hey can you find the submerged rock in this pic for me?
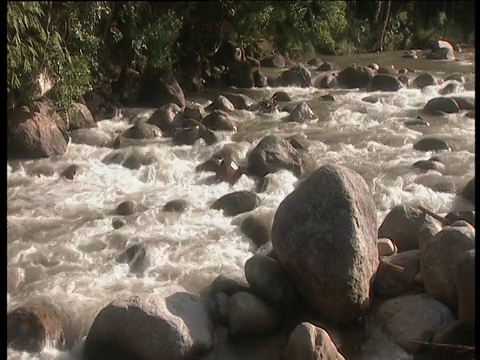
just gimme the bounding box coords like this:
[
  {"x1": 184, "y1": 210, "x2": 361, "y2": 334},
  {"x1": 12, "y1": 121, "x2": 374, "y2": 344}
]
[
  {"x1": 115, "y1": 200, "x2": 137, "y2": 216},
  {"x1": 240, "y1": 215, "x2": 271, "y2": 247},
  {"x1": 413, "y1": 137, "x2": 451, "y2": 152},
  {"x1": 162, "y1": 199, "x2": 189, "y2": 213},
  {"x1": 211, "y1": 191, "x2": 260, "y2": 216}
]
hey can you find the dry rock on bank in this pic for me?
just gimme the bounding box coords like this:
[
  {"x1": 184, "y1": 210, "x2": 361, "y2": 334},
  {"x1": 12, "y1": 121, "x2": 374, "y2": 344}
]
[
  {"x1": 272, "y1": 164, "x2": 379, "y2": 324},
  {"x1": 8, "y1": 102, "x2": 69, "y2": 159},
  {"x1": 84, "y1": 286, "x2": 213, "y2": 360},
  {"x1": 283, "y1": 322, "x2": 346, "y2": 360}
]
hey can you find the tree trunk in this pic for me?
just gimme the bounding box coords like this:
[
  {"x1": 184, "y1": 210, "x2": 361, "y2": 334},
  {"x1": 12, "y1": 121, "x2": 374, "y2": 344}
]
[{"x1": 379, "y1": 0, "x2": 391, "y2": 52}]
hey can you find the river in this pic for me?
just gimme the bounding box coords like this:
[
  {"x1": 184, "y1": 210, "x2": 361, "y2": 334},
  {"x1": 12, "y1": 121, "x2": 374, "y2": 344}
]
[{"x1": 7, "y1": 49, "x2": 475, "y2": 359}]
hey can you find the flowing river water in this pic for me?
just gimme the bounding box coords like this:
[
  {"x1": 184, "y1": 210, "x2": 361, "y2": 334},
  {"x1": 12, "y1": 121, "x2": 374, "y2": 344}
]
[{"x1": 7, "y1": 49, "x2": 475, "y2": 359}]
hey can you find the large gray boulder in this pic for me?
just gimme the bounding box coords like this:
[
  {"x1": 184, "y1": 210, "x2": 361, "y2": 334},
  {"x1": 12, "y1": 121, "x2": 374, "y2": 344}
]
[
  {"x1": 337, "y1": 64, "x2": 375, "y2": 89},
  {"x1": 70, "y1": 128, "x2": 112, "y2": 148},
  {"x1": 226, "y1": 60, "x2": 254, "y2": 88},
  {"x1": 272, "y1": 164, "x2": 379, "y2": 325},
  {"x1": 206, "y1": 95, "x2": 235, "y2": 113},
  {"x1": 412, "y1": 72, "x2": 438, "y2": 88},
  {"x1": 139, "y1": 69, "x2": 186, "y2": 108},
  {"x1": 84, "y1": 286, "x2": 213, "y2": 360},
  {"x1": 370, "y1": 75, "x2": 403, "y2": 92},
  {"x1": 287, "y1": 102, "x2": 317, "y2": 123},
  {"x1": 421, "y1": 225, "x2": 475, "y2": 307},
  {"x1": 211, "y1": 191, "x2": 260, "y2": 216},
  {"x1": 68, "y1": 102, "x2": 96, "y2": 130},
  {"x1": 276, "y1": 65, "x2": 312, "y2": 87},
  {"x1": 247, "y1": 135, "x2": 306, "y2": 177},
  {"x1": 373, "y1": 294, "x2": 454, "y2": 354},
  {"x1": 283, "y1": 322, "x2": 345, "y2": 360},
  {"x1": 147, "y1": 103, "x2": 182, "y2": 133},
  {"x1": 454, "y1": 250, "x2": 475, "y2": 330},
  {"x1": 461, "y1": 177, "x2": 475, "y2": 204},
  {"x1": 424, "y1": 97, "x2": 460, "y2": 115}
]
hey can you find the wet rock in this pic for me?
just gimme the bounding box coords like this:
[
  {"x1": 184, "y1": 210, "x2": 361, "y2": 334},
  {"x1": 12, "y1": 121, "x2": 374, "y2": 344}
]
[
  {"x1": 287, "y1": 102, "x2": 317, "y2": 123},
  {"x1": 7, "y1": 299, "x2": 69, "y2": 352},
  {"x1": 172, "y1": 125, "x2": 217, "y2": 146},
  {"x1": 70, "y1": 128, "x2": 112, "y2": 147},
  {"x1": 445, "y1": 210, "x2": 475, "y2": 227},
  {"x1": 30, "y1": 164, "x2": 55, "y2": 177},
  {"x1": 373, "y1": 294, "x2": 454, "y2": 354},
  {"x1": 196, "y1": 158, "x2": 221, "y2": 173},
  {"x1": 246, "y1": 56, "x2": 261, "y2": 68},
  {"x1": 183, "y1": 104, "x2": 206, "y2": 122},
  {"x1": 283, "y1": 322, "x2": 345, "y2": 360},
  {"x1": 211, "y1": 191, "x2": 260, "y2": 217},
  {"x1": 337, "y1": 64, "x2": 375, "y2": 89},
  {"x1": 226, "y1": 60, "x2": 254, "y2": 88},
  {"x1": 261, "y1": 54, "x2": 286, "y2": 68},
  {"x1": 315, "y1": 74, "x2": 337, "y2": 89},
  {"x1": 413, "y1": 137, "x2": 451, "y2": 152},
  {"x1": 421, "y1": 224, "x2": 475, "y2": 307},
  {"x1": 377, "y1": 238, "x2": 398, "y2": 257},
  {"x1": 215, "y1": 156, "x2": 243, "y2": 185},
  {"x1": 367, "y1": 63, "x2": 380, "y2": 71},
  {"x1": 450, "y1": 96, "x2": 475, "y2": 111},
  {"x1": 202, "y1": 110, "x2": 236, "y2": 131},
  {"x1": 61, "y1": 164, "x2": 80, "y2": 180},
  {"x1": 258, "y1": 97, "x2": 279, "y2": 113},
  {"x1": 431, "y1": 321, "x2": 475, "y2": 360},
  {"x1": 121, "y1": 122, "x2": 161, "y2": 140},
  {"x1": 208, "y1": 291, "x2": 230, "y2": 326},
  {"x1": 206, "y1": 95, "x2": 235, "y2": 113},
  {"x1": 116, "y1": 243, "x2": 147, "y2": 272},
  {"x1": 277, "y1": 65, "x2": 312, "y2": 87},
  {"x1": 255, "y1": 176, "x2": 271, "y2": 193},
  {"x1": 147, "y1": 103, "x2": 182, "y2": 133},
  {"x1": 240, "y1": 215, "x2": 271, "y2": 247},
  {"x1": 68, "y1": 103, "x2": 96, "y2": 131},
  {"x1": 222, "y1": 93, "x2": 255, "y2": 110},
  {"x1": 424, "y1": 97, "x2": 460, "y2": 115},
  {"x1": 465, "y1": 110, "x2": 475, "y2": 118},
  {"x1": 115, "y1": 200, "x2": 137, "y2": 216},
  {"x1": 320, "y1": 94, "x2": 335, "y2": 101},
  {"x1": 438, "y1": 82, "x2": 461, "y2": 95},
  {"x1": 377, "y1": 66, "x2": 398, "y2": 74},
  {"x1": 272, "y1": 164, "x2": 379, "y2": 325},
  {"x1": 245, "y1": 255, "x2": 300, "y2": 314},
  {"x1": 403, "y1": 50, "x2": 418, "y2": 59},
  {"x1": 8, "y1": 103, "x2": 69, "y2": 159},
  {"x1": 247, "y1": 135, "x2": 306, "y2": 177},
  {"x1": 454, "y1": 250, "x2": 475, "y2": 330},
  {"x1": 122, "y1": 152, "x2": 155, "y2": 170},
  {"x1": 445, "y1": 74, "x2": 465, "y2": 83},
  {"x1": 378, "y1": 204, "x2": 441, "y2": 252},
  {"x1": 370, "y1": 74, "x2": 403, "y2": 92},
  {"x1": 162, "y1": 199, "x2": 188, "y2": 213},
  {"x1": 307, "y1": 58, "x2": 322, "y2": 67},
  {"x1": 228, "y1": 292, "x2": 282, "y2": 338},
  {"x1": 253, "y1": 70, "x2": 268, "y2": 88},
  {"x1": 112, "y1": 218, "x2": 126, "y2": 230},
  {"x1": 138, "y1": 69, "x2": 186, "y2": 108},
  {"x1": 317, "y1": 61, "x2": 334, "y2": 72},
  {"x1": 272, "y1": 91, "x2": 292, "y2": 102},
  {"x1": 461, "y1": 177, "x2": 475, "y2": 205},
  {"x1": 412, "y1": 159, "x2": 445, "y2": 172},
  {"x1": 211, "y1": 275, "x2": 250, "y2": 297},
  {"x1": 84, "y1": 286, "x2": 213, "y2": 360},
  {"x1": 397, "y1": 75, "x2": 410, "y2": 87},
  {"x1": 404, "y1": 119, "x2": 430, "y2": 127},
  {"x1": 413, "y1": 72, "x2": 438, "y2": 88},
  {"x1": 362, "y1": 95, "x2": 380, "y2": 104},
  {"x1": 113, "y1": 67, "x2": 141, "y2": 106},
  {"x1": 427, "y1": 46, "x2": 455, "y2": 60},
  {"x1": 82, "y1": 90, "x2": 119, "y2": 121},
  {"x1": 417, "y1": 216, "x2": 445, "y2": 255}
]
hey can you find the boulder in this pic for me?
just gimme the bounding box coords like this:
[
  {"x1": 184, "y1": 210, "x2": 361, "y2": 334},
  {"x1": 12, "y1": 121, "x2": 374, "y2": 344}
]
[
  {"x1": 412, "y1": 159, "x2": 445, "y2": 172},
  {"x1": 317, "y1": 62, "x2": 334, "y2": 71},
  {"x1": 240, "y1": 215, "x2": 271, "y2": 247},
  {"x1": 367, "y1": 63, "x2": 380, "y2": 71},
  {"x1": 370, "y1": 75, "x2": 403, "y2": 92},
  {"x1": 445, "y1": 210, "x2": 475, "y2": 227},
  {"x1": 210, "y1": 275, "x2": 250, "y2": 297},
  {"x1": 428, "y1": 43, "x2": 455, "y2": 60},
  {"x1": 162, "y1": 199, "x2": 188, "y2": 213},
  {"x1": 397, "y1": 75, "x2": 410, "y2": 87},
  {"x1": 337, "y1": 64, "x2": 375, "y2": 89},
  {"x1": 421, "y1": 225, "x2": 475, "y2": 307},
  {"x1": 450, "y1": 96, "x2": 475, "y2": 111},
  {"x1": 272, "y1": 91, "x2": 292, "y2": 102},
  {"x1": 113, "y1": 67, "x2": 141, "y2": 106},
  {"x1": 272, "y1": 164, "x2": 379, "y2": 325},
  {"x1": 61, "y1": 164, "x2": 80, "y2": 180},
  {"x1": 112, "y1": 218, "x2": 126, "y2": 230},
  {"x1": 373, "y1": 294, "x2": 454, "y2": 354},
  {"x1": 138, "y1": 69, "x2": 186, "y2": 108},
  {"x1": 287, "y1": 102, "x2": 317, "y2": 123},
  {"x1": 378, "y1": 205, "x2": 440, "y2": 252},
  {"x1": 208, "y1": 291, "x2": 230, "y2": 326},
  {"x1": 413, "y1": 72, "x2": 438, "y2": 88},
  {"x1": 116, "y1": 243, "x2": 147, "y2": 273},
  {"x1": 183, "y1": 104, "x2": 206, "y2": 122},
  {"x1": 424, "y1": 97, "x2": 460, "y2": 115},
  {"x1": 245, "y1": 254, "x2": 301, "y2": 315},
  {"x1": 246, "y1": 56, "x2": 261, "y2": 68},
  {"x1": 283, "y1": 322, "x2": 346, "y2": 360},
  {"x1": 147, "y1": 103, "x2": 182, "y2": 133},
  {"x1": 83, "y1": 287, "x2": 213, "y2": 360},
  {"x1": 261, "y1": 54, "x2": 286, "y2": 68},
  {"x1": 377, "y1": 66, "x2": 398, "y2": 74},
  {"x1": 211, "y1": 191, "x2": 260, "y2": 216},
  {"x1": 377, "y1": 238, "x2": 397, "y2": 257},
  {"x1": 403, "y1": 50, "x2": 418, "y2": 59},
  {"x1": 445, "y1": 74, "x2": 465, "y2": 83},
  {"x1": 315, "y1": 74, "x2": 337, "y2": 89},
  {"x1": 70, "y1": 128, "x2": 112, "y2": 148},
  {"x1": 172, "y1": 125, "x2": 217, "y2": 146},
  {"x1": 253, "y1": 70, "x2": 268, "y2": 88},
  {"x1": 320, "y1": 94, "x2": 335, "y2": 101},
  {"x1": 413, "y1": 137, "x2": 451, "y2": 152},
  {"x1": 454, "y1": 250, "x2": 475, "y2": 330},
  {"x1": 461, "y1": 177, "x2": 475, "y2": 204},
  {"x1": 122, "y1": 152, "x2": 156, "y2": 170},
  {"x1": 206, "y1": 95, "x2": 235, "y2": 113},
  {"x1": 431, "y1": 321, "x2": 475, "y2": 360},
  {"x1": 438, "y1": 82, "x2": 461, "y2": 95},
  {"x1": 228, "y1": 292, "x2": 282, "y2": 338},
  {"x1": 222, "y1": 93, "x2": 255, "y2": 110},
  {"x1": 226, "y1": 60, "x2": 254, "y2": 88},
  {"x1": 247, "y1": 135, "x2": 305, "y2": 177},
  {"x1": 202, "y1": 110, "x2": 236, "y2": 131},
  {"x1": 115, "y1": 200, "x2": 137, "y2": 216},
  {"x1": 30, "y1": 164, "x2": 55, "y2": 177},
  {"x1": 375, "y1": 250, "x2": 420, "y2": 297},
  {"x1": 215, "y1": 156, "x2": 243, "y2": 185},
  {"x1": 277, "y1": 65, "x2": 312, "y2": 87},
  {"x1": 7, "y1": 299, "x2": 69, "y2": 352},
  {"x1": 417, "y1": 216, "x2": 445, "y2": 255},
  {"x1": 83, "y1": 90, "x2": 119, "y2": 121},
  {"x1": 121, "y1": 122, "x2": 161, "y2": 140},
  {"x1": 68, "y1": 103, "x2": 96, "y2": 131},
  {"x1": 307, "y1": 58, "x2": 322, "y2": 67},
  {"x1": 8, "y1": 103, "x2": 68, "y2": 159}
]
